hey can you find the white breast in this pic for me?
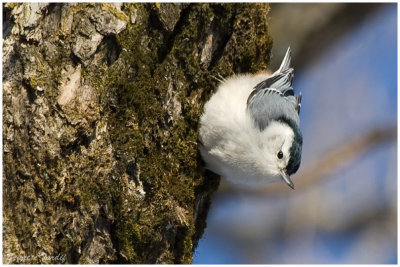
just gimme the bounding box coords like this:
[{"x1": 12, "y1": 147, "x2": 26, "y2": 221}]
[{"x1": 199, "y1": 73, "x2": 285, "y2": 185}]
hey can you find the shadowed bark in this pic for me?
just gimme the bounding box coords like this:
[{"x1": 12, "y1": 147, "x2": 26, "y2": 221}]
[{"x1": 3, "y1": 3, "x2": 273, "y2": 264}]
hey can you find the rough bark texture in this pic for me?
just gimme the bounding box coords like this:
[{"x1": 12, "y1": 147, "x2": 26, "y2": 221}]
[{"x1": 3, "y1": 3, "x2": 272, "y2": 264}]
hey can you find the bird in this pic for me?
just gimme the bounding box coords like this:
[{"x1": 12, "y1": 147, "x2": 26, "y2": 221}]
[{"x1": 199, "y1": 47, "x2": 302, "y2": 189}]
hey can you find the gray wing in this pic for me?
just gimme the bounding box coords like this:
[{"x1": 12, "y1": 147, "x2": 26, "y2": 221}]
[
  {"x1": 247, "y1": 87, "x2": 299, "y2": 131},
  {"x1": 247, "y1": 47, "x2": 301, "y2": 130}
]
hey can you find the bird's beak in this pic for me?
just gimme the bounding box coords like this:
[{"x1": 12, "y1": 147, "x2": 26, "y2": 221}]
[{"x1": 280, "y1": 170, "x2": 295, "y2": 190}]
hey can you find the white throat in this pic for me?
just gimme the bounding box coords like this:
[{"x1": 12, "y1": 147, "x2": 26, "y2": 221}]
[
  {"x1": 257, "y1": 120, "x2": 295, "y2": 176},
  {"x1": 262, "y1": 121, "x2": 295, "y2": 144}
]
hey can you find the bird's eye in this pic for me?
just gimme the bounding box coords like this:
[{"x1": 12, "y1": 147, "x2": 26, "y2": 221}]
[{"x1": 277, "y1": 150, "x2": 283, "y2": 159}]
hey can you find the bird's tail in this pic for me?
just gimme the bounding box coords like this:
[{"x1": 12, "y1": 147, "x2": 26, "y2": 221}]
[
  {"x1": 249, "y1": 46, "x2": 294, "y2": 99},
  {"x1": 277, "y1": 47, "x2": 292, "y2": 73}
]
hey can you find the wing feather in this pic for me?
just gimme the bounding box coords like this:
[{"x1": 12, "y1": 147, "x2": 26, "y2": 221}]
[{"x1": 247, "y1": 47, "x2": 300, "y2": 131}]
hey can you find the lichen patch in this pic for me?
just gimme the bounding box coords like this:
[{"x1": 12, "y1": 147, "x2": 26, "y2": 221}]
[{"x1": 58, "y1": 64, "x2": 82, "y2": 105}]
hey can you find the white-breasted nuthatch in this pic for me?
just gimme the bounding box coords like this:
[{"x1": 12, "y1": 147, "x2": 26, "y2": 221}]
[{"x1": 199, "y1": 47, "x2": 302, "y2": 189}]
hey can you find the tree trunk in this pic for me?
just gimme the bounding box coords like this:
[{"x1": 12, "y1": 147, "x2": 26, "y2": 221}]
[{"x1": 3, "y1": 3, "x2": 272, "y2": 264}]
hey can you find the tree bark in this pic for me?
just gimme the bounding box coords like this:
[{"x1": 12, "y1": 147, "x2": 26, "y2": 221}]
[{"x1": 3, "y1": 3, "x2": 272, "y2": 264}]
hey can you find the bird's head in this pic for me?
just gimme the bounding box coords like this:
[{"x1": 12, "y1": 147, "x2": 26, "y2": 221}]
[{"x1": 259, "y1": 118, "x2": 302, "y2": 189}]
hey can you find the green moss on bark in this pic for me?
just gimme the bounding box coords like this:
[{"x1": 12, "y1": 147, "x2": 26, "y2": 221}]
[{"x1": 3, "y1": 3, "x2": 272, "y2": 264}]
